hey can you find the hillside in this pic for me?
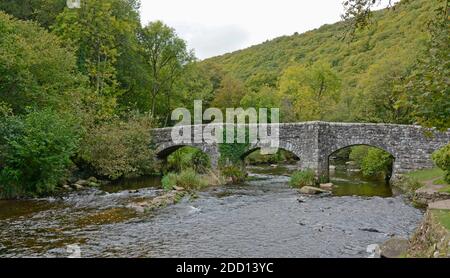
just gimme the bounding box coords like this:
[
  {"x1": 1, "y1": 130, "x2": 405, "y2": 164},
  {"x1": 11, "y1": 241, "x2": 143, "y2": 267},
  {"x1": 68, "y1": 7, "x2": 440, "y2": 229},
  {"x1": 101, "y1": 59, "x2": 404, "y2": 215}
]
[{"x1": 203, "y1": 0, "x2": 439, "y2": 122}]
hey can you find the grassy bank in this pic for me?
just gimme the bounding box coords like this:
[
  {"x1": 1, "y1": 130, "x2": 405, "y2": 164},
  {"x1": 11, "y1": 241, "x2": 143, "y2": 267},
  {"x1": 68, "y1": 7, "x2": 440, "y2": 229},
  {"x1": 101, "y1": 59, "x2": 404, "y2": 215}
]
[
  {"x1": 408, "y1": 209, "x2": 450, "y2": 258},
  {"x1": 394, "y1": 168, "x2": 448, "y2": 194}
]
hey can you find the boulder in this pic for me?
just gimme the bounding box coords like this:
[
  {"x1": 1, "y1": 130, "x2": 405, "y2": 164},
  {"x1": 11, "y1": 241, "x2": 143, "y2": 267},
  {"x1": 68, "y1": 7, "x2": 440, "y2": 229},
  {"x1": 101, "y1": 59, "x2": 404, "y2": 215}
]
[
  {"x1": 299, "y1": 186, "x2": 328, "y2": 195},
  {"x1": 320, "y1": 183, "x2": 334, "y2": 190},
  {"x1": 173, "y1": 186, "x2": 185, "y2": 191},
  {"x1": 380, "y1": 237, "x2": 409, "y2": 258},
  {"x1": 75, "y1": 179, "x2": 89, "y2": 186},
  {"x1": 366, "y1": 244, "x2": 381, "y2": 258},
  {"x1": 62, "y1": 184, "x2": 72, "y2": 191},
  {"x1": 87, "y1": 177, "x2": 98, "y2": 183},
  {"x1": 72, "y1": 184, "x2": 84, "y2": 190}
]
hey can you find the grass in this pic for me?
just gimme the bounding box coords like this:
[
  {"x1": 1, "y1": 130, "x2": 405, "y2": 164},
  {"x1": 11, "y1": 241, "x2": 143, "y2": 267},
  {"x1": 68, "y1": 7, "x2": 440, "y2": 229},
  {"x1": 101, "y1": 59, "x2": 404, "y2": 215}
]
[
  {"x1": 289, "y1": 169, "x2": 316, "y2": 188},
  {"x1": 406, "y1": 168, "x2": 445, "y2": 182},
  {"x1": 438, "y1": 185, "x2": 450, "y2": 194},
  {"x1": 432, "y1": 210, "x2": 450, "y2": 230}
]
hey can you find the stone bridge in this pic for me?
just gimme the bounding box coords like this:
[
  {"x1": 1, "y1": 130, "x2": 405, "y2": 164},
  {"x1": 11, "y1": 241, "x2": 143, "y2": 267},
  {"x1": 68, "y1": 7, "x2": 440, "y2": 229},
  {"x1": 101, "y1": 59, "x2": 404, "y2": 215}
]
[{"x1": 152, "y1": 122, "x2": 450, "y2": 181}]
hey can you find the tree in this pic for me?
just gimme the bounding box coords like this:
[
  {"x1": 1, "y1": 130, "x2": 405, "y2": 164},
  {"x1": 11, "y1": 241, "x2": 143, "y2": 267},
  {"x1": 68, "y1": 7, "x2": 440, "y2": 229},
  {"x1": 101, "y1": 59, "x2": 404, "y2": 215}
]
[
  {"x1": 278, "y1": 63, "x2": 341, "y2": 121},
  {"x1": 400, "y1": 1, "x2": 449, "y2": 130},
  {"x1": 0, "y1": 11, "x2": 86, "y2": 114},
  {"x1": 54, "y1": 0, "x2": 138, "y2": 97},
  {"x1": 0, "y1": 0, "x2": 66, "y2": 28},
  {"x1": 432, "y1": 144, "x2": 450, "y2": 183},
  {"x1": 355, "y1": 53, "x2": 414, "y2": 124},
  {"x1": 0, "y1": 109, "x2": 81, "y2": 198},
  {"x1": 342, "y1": 0, "x2": 449, "y2": 130},
  {"x1": 211, "y1": 75, "x2": 247, "y2": 110},
  {"x1": 140, "y1": 21, "x2": 194, "y2": 121}
]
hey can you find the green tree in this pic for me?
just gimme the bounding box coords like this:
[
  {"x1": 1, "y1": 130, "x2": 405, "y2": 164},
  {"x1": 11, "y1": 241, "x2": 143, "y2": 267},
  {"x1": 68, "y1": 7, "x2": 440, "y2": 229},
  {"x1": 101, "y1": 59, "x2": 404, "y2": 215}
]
[
  {"x1": 211, "y1": 75, "x2": 247, "y2": 109},
  {"x1": 0, "y1": 109, "x2": 81, "y2": 198},
  {"x1": 400, "y1": 1, "x2": 449, "y2": 130},
  {"x1": 278, "y1": 63, "x2": 341, "y2": 121},
  {"x1": 140, "y1": 20, "x2": 194, "y2": 121},
  {"x1": 0, "y1": 0, "x2": 66, "y2": 28},
  {"x1": 355, "y1": 53, "x2": 414, "y2": 124},
  {"x1": 0, "y1": 11, "x2": 87, "y2": 114},
  {"x1": 432, "y1": 144, "x2": 450, "y2": 183},
  {"x1": 54, "y1": 0, "x2": 138, "y2": 97}
]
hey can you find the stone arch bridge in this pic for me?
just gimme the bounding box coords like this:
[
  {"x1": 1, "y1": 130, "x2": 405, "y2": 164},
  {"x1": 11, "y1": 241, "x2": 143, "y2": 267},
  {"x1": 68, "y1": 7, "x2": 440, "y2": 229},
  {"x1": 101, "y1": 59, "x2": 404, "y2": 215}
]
[{"x1": 152, "y1": 122, "x2": 450, "y2": 181}]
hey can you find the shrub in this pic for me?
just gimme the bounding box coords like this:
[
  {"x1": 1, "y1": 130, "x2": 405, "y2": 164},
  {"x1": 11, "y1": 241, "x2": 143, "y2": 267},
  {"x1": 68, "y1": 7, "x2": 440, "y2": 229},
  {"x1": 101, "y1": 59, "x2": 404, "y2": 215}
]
[
  {"x1": 349, "y1": 146, "x2": 393, "y2": 177},
  {"x1": 289, "y1": 169, "x2": 316, "y2": 188},
  {"x1": 161, "y1": 168, "x2": 207, "y2": 191},
  {"x1": 432, "y1": 144, "x2": 450, "y2": 183},
  {"x1": 360, "y1": 148, "x2": 394, "y2": 177},
  {"x1": 349, "y1": 146, "x2": 369, "y2": 167},
  {"x1": 161, "y1": 172, "x2": 178, "y2": 191},
  {"x1": 221, "y1": 165, "x2": 247, "y2": 183},
  {"x1": 191, "y1": 150, "x2": 211, "y2": 173},
  {"x1": 0, "y1": 109, "x2": 81, "y2": 198},
  {"x1": 166, "y1": 147, "x2": 210, "y2": 173},
  {"x1": 78, "y1": 112, "x2": 157, "y2": 180}
]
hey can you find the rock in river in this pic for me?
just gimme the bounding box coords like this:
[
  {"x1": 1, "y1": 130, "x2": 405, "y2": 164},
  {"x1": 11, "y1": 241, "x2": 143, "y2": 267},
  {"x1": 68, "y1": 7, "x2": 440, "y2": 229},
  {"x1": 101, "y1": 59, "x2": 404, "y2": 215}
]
[
  {"x1": 320, "y1": 183, "x2": 334, "y2": 190},
  {"x1": 299, "y1": 186, "x2": 329, "y2": 195},
  {"x1": 380, "y1": 237, "x2": 409, "y2": 258}
]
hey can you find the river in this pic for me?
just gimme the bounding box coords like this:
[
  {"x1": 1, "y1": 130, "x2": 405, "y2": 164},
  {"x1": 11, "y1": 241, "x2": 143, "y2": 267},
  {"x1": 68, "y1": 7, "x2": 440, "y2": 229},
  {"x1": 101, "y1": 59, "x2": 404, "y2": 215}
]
[{"x1": 0, "y1": 165, "x2": 423, "y2": 258}]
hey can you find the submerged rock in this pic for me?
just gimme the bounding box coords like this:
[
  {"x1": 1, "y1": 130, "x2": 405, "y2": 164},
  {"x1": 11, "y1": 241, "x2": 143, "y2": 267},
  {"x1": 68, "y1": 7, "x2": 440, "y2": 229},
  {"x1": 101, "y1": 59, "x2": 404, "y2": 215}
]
[
  {"x1": 320, "y1": 183, "x2": 334, "y2": 190},
  {"x1": 72, "y1": 184, "x2": 84, "y2": 190}
]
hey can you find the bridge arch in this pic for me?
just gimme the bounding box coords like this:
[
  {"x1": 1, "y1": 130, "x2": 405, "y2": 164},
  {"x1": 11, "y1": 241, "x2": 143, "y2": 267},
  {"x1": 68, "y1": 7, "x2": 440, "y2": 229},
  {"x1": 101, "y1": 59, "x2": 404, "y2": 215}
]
[
  {"x1": 155, "y1": 142, "x2": 220, "y2": 169},
  {"x1": 327, "y1": 144, "x2": 396, "y2": 181},
  {"x1": 241, "y1": 143, "x2": 301, "y2": 162}
]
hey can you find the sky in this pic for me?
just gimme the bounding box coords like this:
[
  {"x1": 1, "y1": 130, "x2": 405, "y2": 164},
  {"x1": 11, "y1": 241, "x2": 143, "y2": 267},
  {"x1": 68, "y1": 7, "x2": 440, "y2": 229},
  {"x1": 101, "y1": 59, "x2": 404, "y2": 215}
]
[{"x1": 140, "y1": 0, "x2": 393, "y2": 60}]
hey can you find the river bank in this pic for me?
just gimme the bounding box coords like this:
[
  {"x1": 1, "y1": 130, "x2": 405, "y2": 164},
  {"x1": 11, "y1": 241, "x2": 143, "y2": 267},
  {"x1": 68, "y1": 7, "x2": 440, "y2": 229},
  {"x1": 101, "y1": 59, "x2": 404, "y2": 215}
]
[{"x1": 380, "y1": 168, "x2": 450, "y2": 258}]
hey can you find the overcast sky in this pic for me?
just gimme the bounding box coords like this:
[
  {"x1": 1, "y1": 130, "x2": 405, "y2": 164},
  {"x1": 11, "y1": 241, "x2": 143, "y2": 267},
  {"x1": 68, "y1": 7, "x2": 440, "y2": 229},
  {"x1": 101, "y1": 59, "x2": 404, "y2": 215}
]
[{"x1": 140, "y1": 0, "x2": 393, "y2": 60}]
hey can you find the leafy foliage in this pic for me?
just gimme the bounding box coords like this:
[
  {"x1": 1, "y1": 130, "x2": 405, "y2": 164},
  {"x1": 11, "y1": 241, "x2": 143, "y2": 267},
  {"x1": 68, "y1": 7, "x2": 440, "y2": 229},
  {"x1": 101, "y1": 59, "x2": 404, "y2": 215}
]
[
  {"x1": 432, "y1": 144, "x2": 450, "y2": 183},
  {"x1": 0, "y1": 109, "x2": 81, "y2": 198},
  {"x1": 78, "y1": 112, "x2": 156, "y2": 180},
  {"x1": 349, "y1": 146, "x2": 394, "y2": 177},
  {"x1": 221, "y1": 165, "x2": 247, "y2": 183},
  {"x1": 161, "y1": 168, "x2": 207, "y2": 191},
  {"x1": 0, "y1": 11, "x2": 86, "y2": 114}
]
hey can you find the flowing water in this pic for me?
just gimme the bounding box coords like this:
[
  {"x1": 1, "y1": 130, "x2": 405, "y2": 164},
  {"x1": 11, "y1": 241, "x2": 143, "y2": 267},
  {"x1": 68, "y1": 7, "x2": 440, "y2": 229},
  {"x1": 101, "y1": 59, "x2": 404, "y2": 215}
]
[{"x1": 0, "y1": 165, "x2": 423, "y2": 258}]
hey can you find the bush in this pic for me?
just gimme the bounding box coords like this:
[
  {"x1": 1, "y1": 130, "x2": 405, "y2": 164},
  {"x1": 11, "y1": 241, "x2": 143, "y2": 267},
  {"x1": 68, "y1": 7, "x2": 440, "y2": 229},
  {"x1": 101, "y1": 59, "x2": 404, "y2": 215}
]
[
  {"x1": 221, "y1": 165, "x2": 247, "y2": 183},
  {"x1": 161, "y1": 172, "x2": 178, "y2": 191},
  {"x1": 349, "y1": 146, "x2": 393, "y2": 178},
  {"x1": 161, "y1": 168, "x2": 207, "y2": 191},
  {"x1": 349, "y1": 146, "x2": 369, "y2": 167},
  {"x1": 432, "y1": 144, "x2": 450, "y2": 183},
  {"x1": 166, "y1": 147, "x2": 210, "y2": 173},
  {"x1": 191, "y1": 150, "x2": 211, "y2": 173},
  {"x1": 289, "y1": 169, "x2": 316, "y2": 188},
  {"x1": 78, "y1": 112, "x2": 157, "y2": 180},
  {"x1": 0, "y1": 109, "x2": 81, "y2": 198},
  {"x1": 360, "y1": 148, "x2": 394, "y2": 177}
]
